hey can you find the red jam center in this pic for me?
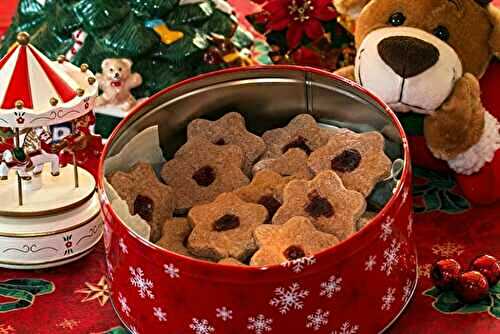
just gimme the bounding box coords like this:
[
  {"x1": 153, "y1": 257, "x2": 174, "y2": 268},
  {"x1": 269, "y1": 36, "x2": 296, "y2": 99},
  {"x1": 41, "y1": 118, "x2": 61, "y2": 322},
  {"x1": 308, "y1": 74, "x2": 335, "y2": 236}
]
[
  {"x1": 133, "y1": 195, "x2": 154, "y2": 222},
  {"x1": 214, "y1": 138, "x2": 226, "y2": 145},
  {"x1": 284, "y1": 245, "x2": 306, "y2": 260},
  {"x1": 282, "y1": 136, "x2": 312, "y2": 155},
  {"x1": 213, "y1": 214, "x2": 240, "y2": 231},
  {"x1": 304, "y1": 190, "x2": 334, "y2": 218},
  {"x1": 192, "y1": 165, "x2": 216, "y2": 187},
  {"x1": 331, "y1": 149, "x2": 362, "y2": 173}
]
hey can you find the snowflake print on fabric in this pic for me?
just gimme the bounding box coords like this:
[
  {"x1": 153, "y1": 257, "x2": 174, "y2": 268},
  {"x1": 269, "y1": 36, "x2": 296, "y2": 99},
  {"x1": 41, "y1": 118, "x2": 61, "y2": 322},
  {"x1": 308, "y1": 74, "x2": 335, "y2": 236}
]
[
  {"x1": 319, "y1": 275, "x2": 342, "y2": 298},
  {"x1": 364, "y1": 255, "x2": 376, "y2": 271},
  {"x1": 247, "y1": 314, "x2": 273, "y2": 334},
  {"x1": 418, "y1": 264, "x2": 432, "y2": 278},
  {"x1": 331, "y1": 321, "x2": 359, "y2": 334},
  {"x1": 402, "y1": 279, "x2": 413, "y2": 303},
  {"x1": 407, "y1": 215, "x2": 413, "y2": 237},
  {"x1": 306, "y1": 309, "x2": 329, "y2": 331},
  {"x1": 381, "y1": 287, "x2": 396, "y2": 311},
  {"x1": 130, "y1": 266, "x2": 154, "y2": 299},
  {"x1": 432, "y1": 242, "x2": 464, "y2": 258},
  {"x1": 380, "y1": 217, "x2": 394, "y2": 241},
  {"x1": 216, "y1": 306, "x2": 233, "y2": 321},
  {"x1": 270, "y1": 282, "x2": 309, "y2": 314},
  {"x1": 164, "y1": 263, "x2": 180, "y2": 279},
  {"x1": 380, "y1": 239, "x2": 401, "y2": 276},
  {"x1": 119, "y1": 238, "x2": 128, "y2": 254},
  {"x1": 281, "y1": 256, "x2": 316, "y2": 273},
  {"x1": 153, "y1": 307, "x2": 167, "y2": 321},
  {"x1": 118, "y1": 293, "x2": 130, "y2": 316},
  {"x1": 190, "y1": 318, "x2": 215, "y2": 334}
]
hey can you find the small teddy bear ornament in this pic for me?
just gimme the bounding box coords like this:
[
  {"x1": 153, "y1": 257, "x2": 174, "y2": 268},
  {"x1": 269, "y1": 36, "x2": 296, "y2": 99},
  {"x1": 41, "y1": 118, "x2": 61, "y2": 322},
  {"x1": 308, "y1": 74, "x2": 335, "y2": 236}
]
[
  {"x1": 95, "y1": 58, "x2": 143, "y2": 112},
  {"x1": 334, "y1": 0, "x2": 500, "y2": 204}
]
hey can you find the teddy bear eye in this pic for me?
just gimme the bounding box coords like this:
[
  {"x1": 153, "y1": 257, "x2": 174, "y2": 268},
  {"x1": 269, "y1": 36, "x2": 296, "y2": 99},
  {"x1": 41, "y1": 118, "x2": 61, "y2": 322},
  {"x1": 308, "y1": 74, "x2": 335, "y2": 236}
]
[
  {"x1": 118, "y1": 68, "x2": 122, "y2": 72},
  {"x1": 109, "y1": 68, "x2": 114, "y2": 72},
  {"x1": 433, "y1": 25, "x2": 450, "y2": 42},
  {"x1": 388, "y1": 12, "x2": 406, "y2": 26}
]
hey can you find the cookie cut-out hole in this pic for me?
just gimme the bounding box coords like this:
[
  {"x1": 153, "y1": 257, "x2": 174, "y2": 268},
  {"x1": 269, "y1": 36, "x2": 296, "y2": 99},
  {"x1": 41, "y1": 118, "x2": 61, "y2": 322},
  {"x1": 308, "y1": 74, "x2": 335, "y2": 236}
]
[
  {"x1": 331, "y1": 149, "x2": 362, "y2": 172},
  {"x1": 282, "y1": 136, "x2": 312, "y2": 155},
  {"x1": 133, "y1": 195, "x2": 154, "y2": 222},
  {"x1": 214, "y1": 138, "x2": 226, "y2": 145},
  {"x1": 283, "y1": 245, "x2": 306, "y2": 260},
  {"x1": 258, "y1": 195, "x2": 282, "y2": 221},
  {"x1": 305, "y1": 191, "x2": 334, "y2": 218},
  {"x1": 192, "y1": 166, "x2": 216, "y2": 187},
  {"x1": 213, "y1": 214, "x2": 240, "y2": 231}
]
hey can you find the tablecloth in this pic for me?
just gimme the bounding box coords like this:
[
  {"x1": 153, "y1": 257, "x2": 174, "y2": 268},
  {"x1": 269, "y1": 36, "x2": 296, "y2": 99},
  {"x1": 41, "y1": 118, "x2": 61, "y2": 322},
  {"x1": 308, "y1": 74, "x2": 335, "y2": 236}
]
[{"x1": 0, "y1": 1, "x2": 499, "y2": 333}]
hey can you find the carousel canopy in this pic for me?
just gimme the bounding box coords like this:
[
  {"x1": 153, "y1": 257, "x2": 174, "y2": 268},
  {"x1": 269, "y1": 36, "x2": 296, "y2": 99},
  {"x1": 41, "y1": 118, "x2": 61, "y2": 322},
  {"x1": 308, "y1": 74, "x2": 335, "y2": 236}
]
[{"x1": 0, "y1": 32, "x2": 97, "y2": 129}]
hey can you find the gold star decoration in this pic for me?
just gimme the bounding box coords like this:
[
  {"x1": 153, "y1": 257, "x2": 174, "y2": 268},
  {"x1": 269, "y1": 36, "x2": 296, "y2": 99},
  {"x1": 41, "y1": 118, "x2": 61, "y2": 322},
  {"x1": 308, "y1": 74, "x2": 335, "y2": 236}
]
[
  {"x1": 75, "y1": 276, "x2": 110, "y2": 306},
  {"x1": 0, "y1": 324, "x2": 15, "y2": 334}
]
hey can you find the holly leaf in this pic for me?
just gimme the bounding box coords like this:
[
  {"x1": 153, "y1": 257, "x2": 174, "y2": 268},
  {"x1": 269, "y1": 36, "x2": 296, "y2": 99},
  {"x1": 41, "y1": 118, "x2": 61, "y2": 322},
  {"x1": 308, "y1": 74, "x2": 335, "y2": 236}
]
[
  {"x1": 0, "y1": 279, "x2": 54, "y2": 295},
  {"x1": 413, "y1": 184, "x2": 430, "y2": 196},
  {"x1": 103, "y1": 327, "x2": 128, "y2": 334},
  {"x1": 489, "y1": 282, "x2": 500, "y2": 294},
  {"x1": 455, "y1": 296, "x2": 493, "y2": 314},
  {"x1": 434, "y1": 290, "x2": 464, "y2": 313},
  {"x1": 423, "y1": 287, "x2": 442, "y2": 298},
  {"x1": 423, "y1": 189, "x2": 442, "y2": 212},
  {"x1": 489, "y1": 306, "x2": 500, "y2": 319},
  {"x1": 439, "y1": 191, "x2": 470, "y2": 214}
]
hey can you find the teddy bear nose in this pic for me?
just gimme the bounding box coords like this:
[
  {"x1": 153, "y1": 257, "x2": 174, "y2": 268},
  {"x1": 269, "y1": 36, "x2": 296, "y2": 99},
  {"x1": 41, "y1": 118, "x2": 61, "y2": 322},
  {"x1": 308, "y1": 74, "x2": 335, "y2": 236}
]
[{"x1": 377, "y1": 36, "x2": 440, "y2": 78}]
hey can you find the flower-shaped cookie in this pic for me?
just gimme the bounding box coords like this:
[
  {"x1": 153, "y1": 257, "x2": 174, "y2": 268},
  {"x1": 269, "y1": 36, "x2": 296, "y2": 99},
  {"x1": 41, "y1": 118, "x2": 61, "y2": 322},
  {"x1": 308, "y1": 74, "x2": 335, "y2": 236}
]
[
  {"x1": 108, "y1": 162, "x2": 175, "y2": 242},
  {"x1": 161, "y1": 138, "x2": 250, "y2": 212},
  {"x1": 252, "y1": 148, "x2": 314, "y2": 180},
  {"x1": 234, "y1": 170, "x2": 292, "y2": 221},
  {"x1": 187, "y1": 112, "x2": 266, "y2": 173},
  {"x1": 261, "y1": 114, "x2": 331, "y2": 159},
  {"x1": 187, "y1": 192, "x2": 267, "y2": 261},
  {"x1": 250, "y1": 217, "x2": 339, "y2": 266},
  {"x1": 273, "y1": 171, "x2": 366, "y2": 240},
  {"x1": 155, "y1": 218, "x2": 192, "y2": 257},
  {"x1": 218, "y1": 258, "x2": 245, "y2": 266},
  {"x1": 308, "y1": 131, "x2": 392, "y2": 197}
]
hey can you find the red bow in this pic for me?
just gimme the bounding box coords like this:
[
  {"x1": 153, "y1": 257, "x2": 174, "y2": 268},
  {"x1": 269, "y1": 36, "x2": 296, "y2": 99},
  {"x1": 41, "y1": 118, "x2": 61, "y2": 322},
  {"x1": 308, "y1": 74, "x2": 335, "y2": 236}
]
[{"x1": 111, "y1": 81, "x2": 122, "y2": 87}]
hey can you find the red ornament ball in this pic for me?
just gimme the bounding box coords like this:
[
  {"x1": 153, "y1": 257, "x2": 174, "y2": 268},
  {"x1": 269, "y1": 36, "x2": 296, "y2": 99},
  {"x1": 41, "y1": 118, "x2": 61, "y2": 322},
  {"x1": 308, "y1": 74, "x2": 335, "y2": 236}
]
[
  {"x1": 470, "y1": 254, "x2": 500, "y2": 286},
  {"x1": 454, "y1": 271, "x2": 490, "y2": 304},
  {"x1": 431, "y1": 259, "x2": 462, "y2": 290}
]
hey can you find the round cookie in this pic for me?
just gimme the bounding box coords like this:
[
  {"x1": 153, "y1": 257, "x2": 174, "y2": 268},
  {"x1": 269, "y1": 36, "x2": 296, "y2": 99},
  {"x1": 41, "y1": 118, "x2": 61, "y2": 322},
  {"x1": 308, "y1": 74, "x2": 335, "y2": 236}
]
[{"x1": 252, "y1": 148, "x2": 314, "y2": 180}]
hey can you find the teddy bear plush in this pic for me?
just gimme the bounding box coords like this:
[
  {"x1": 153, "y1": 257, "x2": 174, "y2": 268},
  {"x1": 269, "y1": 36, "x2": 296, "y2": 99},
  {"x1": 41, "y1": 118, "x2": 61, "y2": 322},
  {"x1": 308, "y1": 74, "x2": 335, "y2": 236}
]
[
  {"x1": 95, "y1": 58, "x2": 143, "y2": 112},
  {"x1": 334, "y1": 0, "x2": 500, "y2": 204}
]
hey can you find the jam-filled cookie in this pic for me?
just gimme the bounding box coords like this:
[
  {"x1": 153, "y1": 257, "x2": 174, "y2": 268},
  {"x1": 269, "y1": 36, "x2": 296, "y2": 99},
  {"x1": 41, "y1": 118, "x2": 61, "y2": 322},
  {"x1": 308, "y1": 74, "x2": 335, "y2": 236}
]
[
  {"x1": 273, "y1": 171, "x2": 366, "y2": 240},
  {"x1": 187, "y1": 192, "x2": 267, "y2": 261},
  {"x1": 252, "y1": 148, "x2": 314, "y2": 180},
  {"x1": 250, "y1": 217, "x2": 339, "y2": 266},
  {"x1": 161, "y1": 138, "x2": 250, "y2": 212},
  {"x1": 308, "y1": 131, "x2": 392, "y2": 196},
  {"x1": 108, "y1": 162, "x2": 175, "y2": 242},
  {"x1": 261, "y1": 114, "x2": 330, "y2": 159},
  {"x1": 187, "y1": 112, "x2": 266, "y2": 173}
]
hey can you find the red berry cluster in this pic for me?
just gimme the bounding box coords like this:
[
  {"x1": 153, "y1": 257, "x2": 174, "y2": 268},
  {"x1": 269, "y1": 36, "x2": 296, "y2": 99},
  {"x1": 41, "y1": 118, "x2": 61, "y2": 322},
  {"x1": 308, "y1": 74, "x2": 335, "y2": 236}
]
[{"x1": 431, "y1": 255, "x2": 499, "y2": 304}]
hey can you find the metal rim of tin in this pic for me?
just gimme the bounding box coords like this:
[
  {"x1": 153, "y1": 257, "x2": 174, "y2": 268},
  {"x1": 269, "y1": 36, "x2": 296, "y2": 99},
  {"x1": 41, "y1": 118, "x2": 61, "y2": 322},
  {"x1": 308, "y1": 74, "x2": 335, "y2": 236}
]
[{"x1": 97, "y1": 65, "x2": 412, "y2": 273}]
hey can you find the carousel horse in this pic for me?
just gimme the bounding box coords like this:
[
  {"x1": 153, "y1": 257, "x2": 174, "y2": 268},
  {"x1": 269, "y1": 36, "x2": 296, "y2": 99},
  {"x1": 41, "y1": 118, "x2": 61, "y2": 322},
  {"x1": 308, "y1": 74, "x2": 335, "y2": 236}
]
[{"x1": 0, "y1": 129, "x2": 62, "y2": 181}]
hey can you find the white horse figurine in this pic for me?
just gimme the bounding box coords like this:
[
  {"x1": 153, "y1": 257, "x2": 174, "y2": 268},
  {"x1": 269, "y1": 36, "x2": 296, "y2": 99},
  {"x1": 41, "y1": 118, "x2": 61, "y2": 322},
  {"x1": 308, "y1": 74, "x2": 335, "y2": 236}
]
[{"x1": 0, "y1": 129, "x2": 61, "y2": 181}]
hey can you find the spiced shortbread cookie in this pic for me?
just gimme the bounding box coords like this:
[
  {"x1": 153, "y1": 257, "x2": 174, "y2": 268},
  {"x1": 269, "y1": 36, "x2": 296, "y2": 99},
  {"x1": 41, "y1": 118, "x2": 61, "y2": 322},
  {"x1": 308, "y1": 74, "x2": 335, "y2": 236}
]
[
  {"x1": 308, "y1": 131, "x2": 392, "y2": 197},
  {"x1": 234, "y1": 170, "x2": 291, "y2": 221},
  {"x1": 250, "y1": 217, "x2": 339, "y2": 266},
  {"x1": 187, "y1": 112, "x2": 266, "y2": 173},
  {"x1": 187, "y1": 192, "x2": 267, "y2": 261},
  {"x1": 218, "y1": 257, "x2": 246, "y2": 266},
  {"x1": 155, "y1": 218, "x2": 192, "y2": 257},
  {"x1": 273, "y1": 171, "x2": 366, "y2": 240},
  {"x1": 108, "y1": 162, "x2": 174, "y2": 242},
  {"x1": 252, "y1": 148, "x2": 314, "y2": 180},
  {"x1": 161, "y1": 138, "x2": 249, "y2": 211},
  {"x1": 261, "y1": 114, "x2": 331, "y2": 159},
  {"x1": 356, "y1": 211, "x2": 377, "y2": 231}
]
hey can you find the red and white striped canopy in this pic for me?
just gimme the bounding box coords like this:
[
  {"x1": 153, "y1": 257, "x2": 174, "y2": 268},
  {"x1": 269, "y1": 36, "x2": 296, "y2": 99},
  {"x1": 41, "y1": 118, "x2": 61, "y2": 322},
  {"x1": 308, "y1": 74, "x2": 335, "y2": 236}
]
[{"x1": 0, "y1": 33, "x2": 97, "y2": 128}]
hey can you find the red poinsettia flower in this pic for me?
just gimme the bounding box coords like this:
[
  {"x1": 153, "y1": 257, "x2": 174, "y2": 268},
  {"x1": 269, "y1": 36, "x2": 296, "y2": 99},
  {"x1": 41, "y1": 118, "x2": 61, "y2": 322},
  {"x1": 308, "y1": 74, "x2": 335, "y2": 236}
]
[{"x1": 264, "y1": 0, "x2": 337, "y2": 48}]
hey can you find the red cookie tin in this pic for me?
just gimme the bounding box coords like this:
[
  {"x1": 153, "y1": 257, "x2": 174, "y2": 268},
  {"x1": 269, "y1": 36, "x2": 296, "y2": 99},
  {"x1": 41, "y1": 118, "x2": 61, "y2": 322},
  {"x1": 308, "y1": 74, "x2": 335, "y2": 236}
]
[{"x1": 97, "y1": 66, "x2": 416, "y2": 334}]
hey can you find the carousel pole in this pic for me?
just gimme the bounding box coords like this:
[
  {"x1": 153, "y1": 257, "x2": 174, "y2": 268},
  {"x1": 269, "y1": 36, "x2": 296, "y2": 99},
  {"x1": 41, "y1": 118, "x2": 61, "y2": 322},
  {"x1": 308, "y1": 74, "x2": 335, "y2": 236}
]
[
  {"x1": 14, "y1": 127, "x2": 23, "y2": 206},
  {"x1": 72, "y1": 120, "x2": 79, "y2": 188}
]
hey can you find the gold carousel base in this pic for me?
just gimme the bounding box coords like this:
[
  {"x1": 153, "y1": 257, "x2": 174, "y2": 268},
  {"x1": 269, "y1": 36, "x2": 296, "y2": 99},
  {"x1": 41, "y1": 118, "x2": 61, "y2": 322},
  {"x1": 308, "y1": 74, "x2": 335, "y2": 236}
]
[{"x1": 0, "y1": 165, "x2": 102, "y2": 269}]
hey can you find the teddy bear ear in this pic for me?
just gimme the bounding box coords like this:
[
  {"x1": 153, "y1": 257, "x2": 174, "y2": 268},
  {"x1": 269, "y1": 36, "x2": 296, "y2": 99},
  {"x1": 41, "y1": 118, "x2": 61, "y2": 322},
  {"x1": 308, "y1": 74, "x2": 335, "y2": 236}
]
[
  {"x1": 121, "y1": 58, "x2": 134, "y2": 68},
  {"x1": 488, "y1": 5, "x2": 500, "y2": 58},
  {"x1": 101, "y1": 58, "x2": 112, "y2": 69},
  {"x1": 333, "y1": 0, "x2": 371, "y2": 19}
]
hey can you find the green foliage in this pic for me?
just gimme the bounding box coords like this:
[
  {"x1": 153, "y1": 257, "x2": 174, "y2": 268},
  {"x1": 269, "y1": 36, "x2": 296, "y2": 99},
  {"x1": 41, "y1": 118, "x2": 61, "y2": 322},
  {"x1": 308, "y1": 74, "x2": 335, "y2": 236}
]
[
  {"x1": 166, "y1": 2, "x2": 214, "y2": 26},
  {"x1": 130, "y1": 0, "x2": 178, "y2": 19},
  {"x1": 46, "y1": 2, "x2": 82, "y2": 37},
  {"x1": 200, "y1": 10, "x2": 235, "y2": 37},
  {"x1": 72, "y1": 0, "x2": 130, "y2": 31},
  {"x1": 30, "y1": 24, "x2": 74, "y2": 59}
]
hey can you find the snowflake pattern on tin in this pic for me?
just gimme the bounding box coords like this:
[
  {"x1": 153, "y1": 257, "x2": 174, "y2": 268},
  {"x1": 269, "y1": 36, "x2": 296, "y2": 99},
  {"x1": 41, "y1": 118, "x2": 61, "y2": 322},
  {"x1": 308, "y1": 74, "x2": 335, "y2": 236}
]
[
  {"x1": 330, "y1": 321, "x2": 359, "y2": 334},
  {"x1": 164, "y1": 263, "x2": 180, "y2": 279},
  {"x1": 380, "y1": 239, "x2": 401, "y2": 276},
  {"x1": 381, "y1": 287, "x2": 396, "y2": 311},
  {"x1": 402, "y1": 279, "x2": 413, "y2": 303},
  {"x1": 281, "y1": 255, "x2": 316, "y2": 273},
  {"x1": 153, "y1": 307, "x2": 167, "y2": 322},
  {"x1": 130, "y1": 266, "x2": 154, "y2": 299},
  {"x1": 129, "y1": 325, "x2": 139, "y2": 334},
  {"x1": 306, "y1": 309, "x2": 329, "y2": 331},
  {"x1": 247, "y1": 314, "x2": 273, "y2": 333},
  {"x1": 216, "y1": 306, "x2": 233, "y2": 321},
  {"x1": 269, "y1": 282, "x2": 309, "y2": 314},
  {"x1": 190, "y1": 318, "x2": 215, "y2": 334},
  {"x1": 364, "y1": 255, "x2": 377, "y2": 271},
  {"x1": 118, "y1": 293, "x2": 130, "y2": 316},
  {"x1": 119, "y1": 238, "x2": 128, "y2": 254},
  {"x1": 319, "y1": 275, "x2": 342, "y2": 298},
  {"x1": 380, "y1": 217, "x2": 394, "y2": 241}
]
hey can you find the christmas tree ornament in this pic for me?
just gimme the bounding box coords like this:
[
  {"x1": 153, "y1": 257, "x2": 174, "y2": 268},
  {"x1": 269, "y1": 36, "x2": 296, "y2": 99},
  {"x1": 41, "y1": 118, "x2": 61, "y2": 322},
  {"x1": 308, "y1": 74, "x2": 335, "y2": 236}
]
[
  {"x1": 470, "y1": 254, "x2": 500, "y2": 286},
  {"x1": 454, "y1": 271, "x2": 490, "y2": 304},
  {"x1": 0, "y1": 32, "x2": 102, "y2": 269},
  {"x1": 145, "y1": 19, "x2": 184, "y2": 45},
  {"x1": 431, "y1": 259, "x2": 462, "y2": 290}
]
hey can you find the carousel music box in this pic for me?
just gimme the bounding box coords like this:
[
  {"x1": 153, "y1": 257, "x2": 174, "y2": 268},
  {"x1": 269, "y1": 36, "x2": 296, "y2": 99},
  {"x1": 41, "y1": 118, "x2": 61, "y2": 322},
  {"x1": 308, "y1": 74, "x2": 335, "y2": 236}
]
[{"x1": 0, "y1": 32, "x2": 102, "y2": 269}]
